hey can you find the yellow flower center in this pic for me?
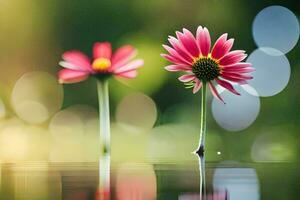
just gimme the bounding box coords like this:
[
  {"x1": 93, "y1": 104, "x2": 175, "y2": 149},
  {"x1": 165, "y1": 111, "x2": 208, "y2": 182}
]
[
  {"x1": 92, "y1": 58, "x2": 111, "y2": 71},
  {"x1": 192, "y1": 55, "x2": 221, "y2": 82}
]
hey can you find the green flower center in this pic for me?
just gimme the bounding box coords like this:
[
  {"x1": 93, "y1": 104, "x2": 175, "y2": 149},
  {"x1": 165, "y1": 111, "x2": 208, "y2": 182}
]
[{"x1": 192, "y1": 57, "x2": 220, "y2": 82}]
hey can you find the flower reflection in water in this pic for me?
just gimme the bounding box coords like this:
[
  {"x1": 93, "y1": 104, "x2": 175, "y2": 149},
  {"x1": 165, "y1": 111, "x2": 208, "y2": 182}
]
[
  {"x1": 115, "y1": 163, "x2": 157, "y2": 200},
  {"x1": 96, "y1": 153, "x2": 110, "y2": 200}
]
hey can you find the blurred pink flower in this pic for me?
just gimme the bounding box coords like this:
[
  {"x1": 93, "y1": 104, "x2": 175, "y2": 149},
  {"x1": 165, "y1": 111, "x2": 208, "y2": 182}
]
[
  {"x1": 162, "y1": 26, "x2": 254, "y2": 102},
  {"x1": 58, "y1": 42, "x2": 143, "y2": 83}
]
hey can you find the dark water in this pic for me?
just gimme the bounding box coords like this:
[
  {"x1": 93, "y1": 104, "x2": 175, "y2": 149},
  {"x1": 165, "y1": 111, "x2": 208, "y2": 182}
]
[{"x1": 0, "y1": 159, "x2": 299, "y2": 200}]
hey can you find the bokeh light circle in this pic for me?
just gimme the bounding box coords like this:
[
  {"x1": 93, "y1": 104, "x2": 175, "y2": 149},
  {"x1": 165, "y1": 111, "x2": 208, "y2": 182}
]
[
  {"x1": 49, "y1": 105, "x2": 99, "y2": 162},
  {"x1": 49, "y1": 107, "x2": 85, "y2": 140},
  {"x1": 247, "y1": 48, "x2": 290, "y2": 97},
  {"x1": 212, "y1": 86, "x2": 260, "y2": 131},
  {"x1": 251, "y1": 129, "x2": 297, "y2": 162},
  {"x1": 252, "y1": 5, "x2": 300, "y2": 54},
  {"x1": 116, "y1": 92, "x2": 157, "y2": 130},
  {"x1": 11, "y1": 71, "x2": 63, "y2": 124},
  {"x1": 15, "y1": 101, "x2": 49, "y2": 124},
  {"x1": 0, "y1": 123, "x2": 29, "y2": 161}
]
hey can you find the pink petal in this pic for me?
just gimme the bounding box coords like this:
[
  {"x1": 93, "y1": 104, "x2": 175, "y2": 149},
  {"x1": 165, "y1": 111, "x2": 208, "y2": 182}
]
[
  {"x1": 196, "y1": 26, "x2": 203, "y2": 53},
  {"x1": 208, "y1": 82, "x2": 224, "y2": 103},
  {"x1": 161, "y1": 54, "x2": 186, "y2": 65},
  {"x1": 162, "y1": 45, "x2": 192, "y2": 65},
  {"x1": 62, "y1": 51, "x2": 91, "y2": 71},
  {"x1": 219, "y1": 50, "x2": 247, "y2": 66},
  {"x1": 223, "y1": 62, "x2": 252, "y2": 68},
  {"x1": 177, "y1": 28, "x2": 200, "y2": 57},
  {"x1": 168, "y1": 36, "x2": 194, "y2": 64},
  {"x1": 221, "y1": 74, "x2": 248, "y2": 84},
  {"x1": 222, "y1": 62, "x2": 255, "y2": 73},
  {"x1": 59, "y1": 61, "x2": 86, "y2": 71},
  {"x1": 164, "y1": 64, "x2": 192, "y2": 72},
  {"x1": 113, "y1": 59, "x2": 144, "y2": 74},
  {"x1": 211, "y1": 34, "x2": 235, "y2": 60},
  {"x1": 116, "y1": 70, "x2": 137, "y2": 79},
  {"x1": 58, "y1": 69, "x2": 89, "y2": 84},
  {"x1": 222, "y1": 72, "x2": 253, "y2": 80},
  {"x1": 93, "y1": 42, "x2": 112, "y2": 59},
  {"x1": 197, "y1": 27, "x2": 211, "y2": 56},
  {"x1": 193, "y1": 79, "x2": 202, "y2": 94},
  {"x1": 178, "y1": 74, "x2": 195, "y2": 82},
  {"x1": 216, "y1": 79, "x2": 240, "y2": 95},
  {"x1": 223, "y1": 67, "x2": 255, "y2": 73},
  {"x1": 111, "y1": 45, "x2": 137, "y2": 69}
]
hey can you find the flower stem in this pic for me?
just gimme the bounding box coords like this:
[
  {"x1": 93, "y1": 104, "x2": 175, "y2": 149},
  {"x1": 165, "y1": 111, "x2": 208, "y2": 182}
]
[
  {"x1": 195, "y1": 82, "x2": 207, "y2": 154},
  {"x1": 97, "y1": 79, "x2": 111, "y2": 155},
  {"x1": 97, "y1": 79, "x2": 110, "y2": 199}
]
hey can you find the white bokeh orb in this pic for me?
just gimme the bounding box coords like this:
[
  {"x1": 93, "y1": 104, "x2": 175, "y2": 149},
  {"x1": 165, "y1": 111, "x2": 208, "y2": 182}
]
[
  {"x1": 253, "y1": 5, "x2": 299, "y2": 54},
  {"x1": 247, "y1": 48, "x2": 290, "y2": 97},
  {"x1": 212, "y1": 85, "x2": 260, "y2": 131}
]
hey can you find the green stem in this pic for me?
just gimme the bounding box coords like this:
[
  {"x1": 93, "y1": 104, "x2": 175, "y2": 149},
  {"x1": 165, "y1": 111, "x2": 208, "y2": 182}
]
[
  {"x1": 97, "y1": 79, "x2": 110, "y2": 197},
  {"x1": 196, "y1": 82, "x2": 207, "y2": 153},
  {"x1": 97, "y1": 79, "x2": 111, "y2": 155}
]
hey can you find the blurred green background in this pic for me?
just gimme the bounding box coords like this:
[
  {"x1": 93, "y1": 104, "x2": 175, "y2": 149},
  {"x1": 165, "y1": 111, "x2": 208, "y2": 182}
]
[{"x1": 0, "y1": 0, "x2": 299, "y2": 199}]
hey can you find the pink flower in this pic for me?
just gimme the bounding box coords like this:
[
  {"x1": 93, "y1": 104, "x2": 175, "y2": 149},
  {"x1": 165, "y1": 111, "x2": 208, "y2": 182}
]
[
  {"x1": 162, "y1": 26, "x2": 254, "y2": 102},
  {"x1": 58, "y1": 42, "x2": 144, "y2": 83}
]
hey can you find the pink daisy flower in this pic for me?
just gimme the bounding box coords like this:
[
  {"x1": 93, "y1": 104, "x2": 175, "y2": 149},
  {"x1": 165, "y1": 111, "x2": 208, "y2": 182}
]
[
  {"x1": 162, "y1": 26, "x2": 254, "y2": 102},
  {"x1": 58, "y1": 42, "x2": 144, "y2": 83}
]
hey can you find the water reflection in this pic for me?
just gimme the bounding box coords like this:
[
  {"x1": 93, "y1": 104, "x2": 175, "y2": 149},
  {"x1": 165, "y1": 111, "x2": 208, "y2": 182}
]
[
  {"x1": 192, "y1": 154, "x2": 260, "y2": 200},
  {"x1": 115, "y1": 163, "x2": 156, "y2": 200},
  {"x1": 197, "y1": 154, "x2": 206, "y2": 200},
  {"x1": 98, "y1": 153, "x2": 110, "y2": 200},
  {"x1": 195, "y1": 154, "x2": 228, "y2": 200},
  {"x1": 213, "y1": 163, "x2": 260, "y2": 200}
]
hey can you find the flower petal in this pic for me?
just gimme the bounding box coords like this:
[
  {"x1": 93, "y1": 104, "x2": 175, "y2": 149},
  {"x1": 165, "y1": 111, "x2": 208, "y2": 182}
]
[
  {"x1": 177, "y1": 28, "x2": 200, "y2": 57},
  {"x1": 111, "y1": 45, "x2": 137, "y2": 69},
  {"x1": 216, "y1": 79, "x2": 240, "y2": 95},
  {"x1": 113, "y1": 59, "x2": 144, "y2": 74},
  {"x1": 58, "y1": 69, "x2": 89, "y2": 84},
  {"x1": 168, "y1": 36, "x2": 194, "y2": 64},
  {"x1": 193, "y1": 79, "x2": 202, "y2": 94},
  {"x1": 208, "y1": 82, "x2": 224, "y2": 103},
  {"x1": 222, "y1": 62, "x2": 255, "y2": 73},
  {"x1": 164, "y1": 64, "x2": 192, "y2": 72},
  {"x1": 223, "y1": 62, "x2": 252, "y2": 68},
  {"x1": 116, "y1": 70, "x2": 137, "y2": 79},
  {"x1": 197, "y1": 27, "x2": 211, "y2": 56},
  {"x1": 221, "y1": 74, "x2": 248, "y2": 84},
  {"x1": 62, "y1": 51, "x2": 91, "y2": 71},
  {"x1": 178, "y1": 74, "x2": 195, "y2": 82},
  {"x1": 161, "y1": 54, "x2": 186, "y2": 65},
  {"x1": 162, "y1": 45, "x2": 192, "y2": 65},
  {"x1": 93, "y1": 42, "x2": 112, "y2": 59},
  {"x1": 211, "y1": 34, "x2": 235, "y2": 60},
  {"x1": 59, "y1": 61, "x2": 85, "y2": 71},
  {"x1": 222, "y1": 72, "x2": 253, "y2": 80},
  {"x1": 223, "y1": 67, "x2": 255, "y2": 73},
  {"x1": 219, "y1": 50, "x2": 247, "y2": 66}
]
